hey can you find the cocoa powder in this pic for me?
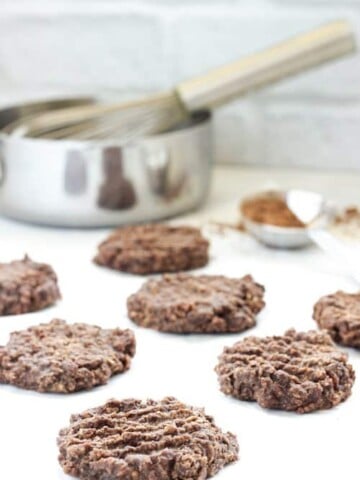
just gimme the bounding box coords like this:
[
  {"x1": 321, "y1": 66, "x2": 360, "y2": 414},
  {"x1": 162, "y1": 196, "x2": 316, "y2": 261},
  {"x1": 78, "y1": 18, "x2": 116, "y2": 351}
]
[{"x1": 241, "y1": 192, "x2": 305, "y2": 228}]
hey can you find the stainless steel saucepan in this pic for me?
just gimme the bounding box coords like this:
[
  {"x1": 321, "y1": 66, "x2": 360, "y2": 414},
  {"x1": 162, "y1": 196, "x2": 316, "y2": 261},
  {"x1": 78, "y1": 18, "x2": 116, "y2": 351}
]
[
  {"x1": 0, "y1": 20, "x2": 356, "y2": 227},
  {"x1": 0, "y1": 98, "x2": 212, "y2": 227}
]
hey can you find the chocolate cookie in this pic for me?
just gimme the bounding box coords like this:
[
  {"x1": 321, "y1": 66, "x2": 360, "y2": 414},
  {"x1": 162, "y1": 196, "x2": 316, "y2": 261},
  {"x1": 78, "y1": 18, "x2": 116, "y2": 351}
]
[
  {"x1": 216, "y1": 329, "x2": 355, "y2": 413},
  {"x1": 94, "y1": 224, "x2": 209, "y2": 275},
  {"x1": 0, "y1": 256, "x2": 61, "y2": 315},
  {"x1": 58, "y1": 397, "x2": 239, "y2": 480},
  {"x1": 127, "y1": 274, "x2": 265, "y2": 333},
  {"x1": 313, "y1": 291, "x2": 360, "y2": 348},
  {"x1": 0, "y1": 319, "x2": 135, "y2": 393}
]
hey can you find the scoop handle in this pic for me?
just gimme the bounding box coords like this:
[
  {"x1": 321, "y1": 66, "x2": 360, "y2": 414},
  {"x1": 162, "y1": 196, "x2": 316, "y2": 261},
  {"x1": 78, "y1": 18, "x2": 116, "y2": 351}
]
[
  {"x1": 308, "y1": 229, "x2": 360, "y2": 285},
  {"x1": 176, "y1": 20, "x2": 356, "y2": 111}
]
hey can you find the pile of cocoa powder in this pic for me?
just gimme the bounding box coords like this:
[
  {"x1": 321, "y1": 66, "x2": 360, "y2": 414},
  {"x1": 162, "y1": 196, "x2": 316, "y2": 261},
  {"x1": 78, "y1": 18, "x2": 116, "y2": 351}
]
[{"x1": 240, "y1": 192, "x2": 305, "y2": 228}]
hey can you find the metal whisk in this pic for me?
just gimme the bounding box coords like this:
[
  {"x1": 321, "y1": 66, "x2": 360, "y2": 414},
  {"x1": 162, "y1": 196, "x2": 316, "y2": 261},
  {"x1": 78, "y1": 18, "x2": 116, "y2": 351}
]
[{"x1": 7, "y1": 20, "x2": 356, "y2": 141}]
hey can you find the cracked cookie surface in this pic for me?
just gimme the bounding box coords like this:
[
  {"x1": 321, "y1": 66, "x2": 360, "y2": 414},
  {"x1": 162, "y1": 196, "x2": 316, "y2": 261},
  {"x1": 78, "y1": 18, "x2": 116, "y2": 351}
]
[
  {"x1": 58, "y1": 396, "x2": 239, "y2": 480},
  {"x1": 127, "y1": 274, "x2": 265, "y2": 333},
  {"x1": 216, "y1": 329, "x2": 355, "y2": 413},
  {"x1": 0, "y1": 256, "x2": 60, "y2": 315},
  {"x1": 94, "y1": 224, "x2": 209, "y2": 275},
  {"x1": 0, "y1": 319, "x2": 135, "y2": 393},
  {"x1": 313, "y1": 291, "x2": 360, "y2": 348}
]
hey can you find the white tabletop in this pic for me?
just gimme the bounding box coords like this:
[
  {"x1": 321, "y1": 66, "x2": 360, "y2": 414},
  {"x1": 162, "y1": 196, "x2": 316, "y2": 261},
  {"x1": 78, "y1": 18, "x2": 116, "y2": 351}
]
[{"x1": 0, "y1": 165, "x2": 359, "y2": 480}]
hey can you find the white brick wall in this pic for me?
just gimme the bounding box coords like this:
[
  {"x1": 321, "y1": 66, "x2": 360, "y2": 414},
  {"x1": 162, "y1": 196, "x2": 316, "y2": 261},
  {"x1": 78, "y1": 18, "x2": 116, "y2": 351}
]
[{"x1": 1, "y1": 1, "x2": 360, "y2": 170}]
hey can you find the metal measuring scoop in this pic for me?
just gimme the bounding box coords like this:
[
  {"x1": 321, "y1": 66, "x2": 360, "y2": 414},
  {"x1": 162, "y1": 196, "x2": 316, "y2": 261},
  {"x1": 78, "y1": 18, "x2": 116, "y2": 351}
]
[
  {"x1": 243, "y1": 189, "x2": 360, "y2": 283},
  {"x1": 242, "y1": 190, "x2": 329, "y2": 249}
]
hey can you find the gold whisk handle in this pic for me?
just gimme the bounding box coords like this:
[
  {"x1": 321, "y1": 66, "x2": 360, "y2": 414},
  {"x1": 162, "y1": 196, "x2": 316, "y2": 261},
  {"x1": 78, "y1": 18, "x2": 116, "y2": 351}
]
[{"x1": 176, "y1": 20, "x2": 356, "y2": 111}]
